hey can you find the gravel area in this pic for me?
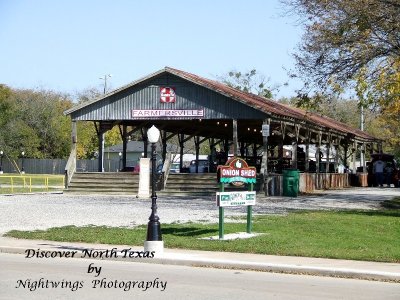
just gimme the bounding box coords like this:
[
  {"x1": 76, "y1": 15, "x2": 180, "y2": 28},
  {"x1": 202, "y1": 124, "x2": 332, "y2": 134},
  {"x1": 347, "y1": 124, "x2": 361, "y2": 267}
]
[{"x1": 0, "y1": 187, "x2": 399, "y2": 235}]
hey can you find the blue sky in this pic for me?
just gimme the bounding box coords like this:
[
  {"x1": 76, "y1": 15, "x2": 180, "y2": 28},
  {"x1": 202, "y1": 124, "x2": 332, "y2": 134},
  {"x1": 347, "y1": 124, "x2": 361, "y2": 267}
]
[{"x1": 0, "y1": 0, "x2": 304, "y2": 99}]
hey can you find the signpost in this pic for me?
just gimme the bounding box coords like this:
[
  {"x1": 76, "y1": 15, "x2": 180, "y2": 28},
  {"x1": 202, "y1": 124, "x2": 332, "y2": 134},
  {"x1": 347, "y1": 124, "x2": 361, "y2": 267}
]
[
  {"x1": 216, "y1": 157, "x2": 257, "y2": 239},
  {"x1": 262, "y1": 124, "x2": 270, "y2": 137}
]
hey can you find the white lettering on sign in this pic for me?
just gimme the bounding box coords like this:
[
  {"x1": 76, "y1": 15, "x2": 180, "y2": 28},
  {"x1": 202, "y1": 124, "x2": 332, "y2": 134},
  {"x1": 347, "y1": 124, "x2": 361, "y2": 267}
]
[
  {"x1": 132, "y1": 110, "x2": 204, "y2": 118},
  {"x1": 216, "y1": 191, "x2": 256, "y2": 207},
  {"x1": 220, "y1": 168, "x2": 256, "y2": 178},
  {"x1": 240, "y1": 169, "x2": 256, "y2": 177},
  {"x1": 222, "y1": 169, "x2": 240, "y2": 176},
  {"x1": 262, "y1": 124, "x2": 270, "y2": 137}
]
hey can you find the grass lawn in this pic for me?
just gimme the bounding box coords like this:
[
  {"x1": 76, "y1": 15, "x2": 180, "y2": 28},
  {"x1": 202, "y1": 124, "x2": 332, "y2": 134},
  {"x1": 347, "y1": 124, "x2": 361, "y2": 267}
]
[{"x1": 5, "y1": 209, "x2": 400, "y2": 263}]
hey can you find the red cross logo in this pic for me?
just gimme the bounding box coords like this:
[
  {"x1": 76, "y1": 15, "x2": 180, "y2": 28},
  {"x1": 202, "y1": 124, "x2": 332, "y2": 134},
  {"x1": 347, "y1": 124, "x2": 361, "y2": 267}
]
[{"x1": 160, "y1": 87, "x2": 176, "y2": 103}]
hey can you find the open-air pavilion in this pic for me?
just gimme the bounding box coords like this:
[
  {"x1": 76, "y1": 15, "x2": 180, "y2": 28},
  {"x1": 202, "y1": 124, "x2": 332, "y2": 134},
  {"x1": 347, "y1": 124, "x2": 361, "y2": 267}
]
[{"x1": 64, "y1": 67, "x2": 381, "y2": 195}]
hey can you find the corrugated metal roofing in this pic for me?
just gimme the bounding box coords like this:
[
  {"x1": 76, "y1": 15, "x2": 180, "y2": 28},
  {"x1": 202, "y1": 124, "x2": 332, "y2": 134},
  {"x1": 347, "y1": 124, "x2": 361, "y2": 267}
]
[
  {"x1": 163, "y1": 67, "x2": 378, "y2": 142},
  {"x1": 64, "y1": 66, "x2": 378, "y2": 142}
]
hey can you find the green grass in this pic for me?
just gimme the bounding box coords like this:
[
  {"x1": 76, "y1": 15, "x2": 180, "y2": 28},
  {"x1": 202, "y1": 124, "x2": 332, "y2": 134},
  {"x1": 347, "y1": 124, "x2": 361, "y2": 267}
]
[
  {"x1": 381, "y1": 197, "x2": 400, "y2": 209},
  {"x1": 5, "y1": 209, "x2": 400, "y2": 263}
]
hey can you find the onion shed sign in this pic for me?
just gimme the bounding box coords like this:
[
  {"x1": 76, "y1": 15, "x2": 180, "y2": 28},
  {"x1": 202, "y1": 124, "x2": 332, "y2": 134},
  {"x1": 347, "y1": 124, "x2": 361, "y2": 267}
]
[
  {"x1": 217, "y1": 157, "x2": 256, "y2": 185},
  {"x1": 216, "y1": 157, "x2": 257, "y2": 239}
]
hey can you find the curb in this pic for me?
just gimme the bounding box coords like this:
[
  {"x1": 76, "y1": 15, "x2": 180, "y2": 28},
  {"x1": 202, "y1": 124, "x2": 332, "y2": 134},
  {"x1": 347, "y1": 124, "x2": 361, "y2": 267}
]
[{"x1": 1, "y1": 246, "x2": 399, "y2": 283}]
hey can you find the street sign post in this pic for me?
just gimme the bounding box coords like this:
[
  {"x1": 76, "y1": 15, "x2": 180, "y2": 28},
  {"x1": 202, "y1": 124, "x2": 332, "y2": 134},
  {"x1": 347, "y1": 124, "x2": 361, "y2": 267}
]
[
  {"x1": 262, "y1": 124, "x2": 270, "y2": 137},
  {"x1": 216, "y1": 157, "x2": 257, "y2": 239}
]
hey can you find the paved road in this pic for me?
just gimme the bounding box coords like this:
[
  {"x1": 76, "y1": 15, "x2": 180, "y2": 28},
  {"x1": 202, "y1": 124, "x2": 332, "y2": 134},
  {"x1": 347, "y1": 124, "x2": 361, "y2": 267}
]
[
  {"x1": 1, "y1": 253, "x2": 399, "y2": 300},
  {"x1": 0, "y1": 187, "x2": 399, "y2": 235}
]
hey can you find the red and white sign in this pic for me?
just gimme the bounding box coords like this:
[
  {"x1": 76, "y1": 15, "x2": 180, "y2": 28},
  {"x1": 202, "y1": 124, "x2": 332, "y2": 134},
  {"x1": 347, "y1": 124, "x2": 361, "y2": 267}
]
[
  {"x1": 132, "y1": 109, "x2": 204, "y2": 118},
  {"x1": 160, "y1": 87, "x2": 176, "y2": 103},
  {"x1": 217, "y1": 157, "x2": 257, "y2": 186}
]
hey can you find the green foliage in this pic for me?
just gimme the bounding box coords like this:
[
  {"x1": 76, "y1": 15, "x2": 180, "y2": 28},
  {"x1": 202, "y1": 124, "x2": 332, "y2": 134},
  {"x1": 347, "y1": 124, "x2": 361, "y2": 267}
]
[
  {"x1": 282, "y1": 0, "x2": 400, "y2": 108},
  {"x1": 218, "y1": 69, "x2": 276, "y2": 98},
  {"x1": 0, "y1": 86, "x2": 73, "y2": 159},
  {"x1": 76, "y1": 122, "x2": 97, "y2": 159}
]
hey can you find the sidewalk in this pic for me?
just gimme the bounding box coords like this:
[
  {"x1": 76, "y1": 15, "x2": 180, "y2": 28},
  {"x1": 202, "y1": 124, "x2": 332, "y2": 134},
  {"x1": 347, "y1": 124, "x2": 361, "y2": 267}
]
[{"x1": 1, "y1": 236, "x2": 399, "y2": 283}]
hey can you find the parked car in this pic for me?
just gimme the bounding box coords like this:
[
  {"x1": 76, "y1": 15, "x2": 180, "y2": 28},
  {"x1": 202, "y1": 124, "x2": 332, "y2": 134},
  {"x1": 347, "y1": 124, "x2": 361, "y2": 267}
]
[
  {"x1": 367, "y1": 153, "x2": 399, "y2": 187},
  {"x1": 170, "y1": 163, "x2": 180, "y2": 173},
  {"x1": 189, "y1": 160, "x2": 209, "y2": 173}
]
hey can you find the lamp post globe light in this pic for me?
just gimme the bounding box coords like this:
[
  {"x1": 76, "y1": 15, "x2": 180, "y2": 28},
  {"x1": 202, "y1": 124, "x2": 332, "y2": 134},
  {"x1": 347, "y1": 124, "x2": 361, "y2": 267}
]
[
  {"x1": 0, "y1": 150, "x2": 3, "y2": 174},
  {"x1": 118, "y1": 152, "x2": 122, "y2": 172},
  {"x1": 144, "y1": 125, "x2": 164, "y2": 255},
  {"x1": 21, "y1": 151, "x2": 25, "y2": 174}
]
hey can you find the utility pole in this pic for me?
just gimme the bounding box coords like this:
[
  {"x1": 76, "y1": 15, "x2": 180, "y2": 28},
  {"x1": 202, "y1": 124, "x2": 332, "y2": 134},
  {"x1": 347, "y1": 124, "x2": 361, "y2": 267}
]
[{"x1": 99, "y1": 74, "x2": 112, "y2": 94}]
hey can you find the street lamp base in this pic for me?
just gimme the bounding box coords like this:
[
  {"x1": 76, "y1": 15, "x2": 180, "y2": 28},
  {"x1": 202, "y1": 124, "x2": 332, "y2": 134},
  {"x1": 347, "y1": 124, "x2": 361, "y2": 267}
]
[{"x1": 144, "y1": 241, "x2": 164, "y2": 256}]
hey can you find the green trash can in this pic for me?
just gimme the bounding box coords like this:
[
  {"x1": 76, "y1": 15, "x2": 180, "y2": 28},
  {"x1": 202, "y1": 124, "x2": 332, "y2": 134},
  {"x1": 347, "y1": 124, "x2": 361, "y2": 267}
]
[{"x1": 283, "y1": 169, "x2": 300, "y2": 197}]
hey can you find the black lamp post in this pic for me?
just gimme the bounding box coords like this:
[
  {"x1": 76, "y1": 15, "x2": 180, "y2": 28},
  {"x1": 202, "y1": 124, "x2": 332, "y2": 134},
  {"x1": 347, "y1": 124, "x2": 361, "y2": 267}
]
[
  {"x1": 0, "y1": 151, "x2": 3, "y2": 174},
  {"x1": 118, "y1": 152, "x2": 122, "y2": 172},
  {"x1": 21, "y1": 151, "x2": 25, "y2": 174},
  {"x1": 146, "y1": 125, "x2": 162, "y2": 242}
]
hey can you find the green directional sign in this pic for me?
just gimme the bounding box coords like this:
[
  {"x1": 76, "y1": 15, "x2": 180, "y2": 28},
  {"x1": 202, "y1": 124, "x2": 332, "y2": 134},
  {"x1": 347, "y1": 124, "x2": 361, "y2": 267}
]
[{"x1": 216, "y1": 191, "x2": 256, "y2": 207}]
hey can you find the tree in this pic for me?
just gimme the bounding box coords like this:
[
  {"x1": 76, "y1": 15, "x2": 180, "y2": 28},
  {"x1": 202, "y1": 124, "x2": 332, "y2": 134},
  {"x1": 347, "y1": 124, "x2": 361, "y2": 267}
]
[
  {"x1": 217, "y1": 69, "x2": 277, "y2": 98},
  {"x1": 281, "y1": 0, "x2": 400, "y2": 105},
  {"x1": 74, "y1": 87, "x2": 122, "y2": 159},
  {"x1": 0, "y1": 86, "x2": 73, "y2": 159}
]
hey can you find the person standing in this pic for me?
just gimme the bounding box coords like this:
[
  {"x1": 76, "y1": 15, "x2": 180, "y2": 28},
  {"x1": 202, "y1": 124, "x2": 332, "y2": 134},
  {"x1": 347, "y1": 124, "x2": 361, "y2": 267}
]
[
  {"x1": 385, "y1": 162, "x2": 394, "y2": 187},
  {"x1": 373, "y1": 157, "x2": 385, "y2": 187}
]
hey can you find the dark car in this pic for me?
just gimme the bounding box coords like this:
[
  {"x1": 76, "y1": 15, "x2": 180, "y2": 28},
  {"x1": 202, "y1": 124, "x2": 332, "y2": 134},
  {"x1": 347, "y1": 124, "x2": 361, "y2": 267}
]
[
  {"x1": 189, "y1": 160, "x2": 209, "y2": 173},
  {"x1": 367, "y1": 153, "x2": 399, "y2": 187}
]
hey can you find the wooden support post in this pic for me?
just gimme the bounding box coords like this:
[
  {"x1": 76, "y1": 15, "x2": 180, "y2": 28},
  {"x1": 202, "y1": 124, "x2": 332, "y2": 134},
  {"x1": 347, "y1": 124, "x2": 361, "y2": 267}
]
[
  {"x1": 240, "y1": 142, "x2": 245, "y2": 157},
  {"x1": 253, "y1": 143, "x2": 257, "y2": 160},
  {"x1": 260, "y1": 119, "x2": 270, "y2": 195},
  {"x1": 334, "y1": 144, "x2": 339, "y2": 173},
  {"x1": 247, "y1": 182, "x2": 253, "y2": 234},
  {"x1": 162, "y1": 131, "x2": 167, "y2": 163},
  {"x1": 195, "y1": 136, "x2": 200, "y2": 173},
  {"x1": 352, "y1": 142, "x2": 357, "y2": 173},
  {"x1": 97, "y1": 122, "x2": 105, "y2": 172},
  {"x1": 305, "y1": 129, "x2": 310, "y2": 172},
  {"x1": 71, "y1": 120, "x2": 77, "y2": 145},
  {"x1": 316, "y1": 131, "x2": 322, "y2": 174},
  {"x1": 179, "y1": 133, "x2": 185, "y2": 172},
  {"x1": 67, "y1": 120, "x2": 77, "y2": 188},
  {"x1": 292, "y1": 124, "x2": 300, "y2": 169},
  {"x1": 362, "y1": 143, "x2": 366, "y2": 173},
  {"x1": 326, "y1": 134, "x2": 331, "y2": 173},
  {"x1": 292, "y1": 141, "x2": 298, "y2": 169},
  {"x1": 218, "y1": 182, "x2": 225, "y2": 239},
  {"x1": 141, "y1": 128, "x2": 149, "y2": 158},
  {"x1": 224, "y1": 140, "x2": 229, "y2": 162},
  {"x1": 278, "y1": 139, "x2": 284, "y2": 173},
  {"x1": 233, "y1": 119, "x2": 239, "y2": 156},
  {"x1": 315, "y1": 131, "x2": 322, "y2": 188},
  {"x1": 121, "y1": 125, "x2": 127, "y2": 171}
]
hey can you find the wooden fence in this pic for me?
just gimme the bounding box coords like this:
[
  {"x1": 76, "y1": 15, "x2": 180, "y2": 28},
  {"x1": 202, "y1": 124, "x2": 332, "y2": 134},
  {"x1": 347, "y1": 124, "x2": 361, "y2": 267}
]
[{"x1": 266, "y1": 173, "x2": 352, "y2": 196}]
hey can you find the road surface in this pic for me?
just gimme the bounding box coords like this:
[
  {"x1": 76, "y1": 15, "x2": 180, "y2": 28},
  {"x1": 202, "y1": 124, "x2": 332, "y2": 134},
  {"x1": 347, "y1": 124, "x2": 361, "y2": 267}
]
[{"x1": 1, "y1": 253, "x2": 399, "y2": 300}]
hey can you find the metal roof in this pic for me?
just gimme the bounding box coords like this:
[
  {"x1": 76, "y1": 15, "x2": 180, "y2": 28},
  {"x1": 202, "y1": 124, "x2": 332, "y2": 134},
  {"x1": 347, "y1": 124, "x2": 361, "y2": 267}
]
[{"x1": 64, "y1": 66, "x2": 378, "y2": 142}]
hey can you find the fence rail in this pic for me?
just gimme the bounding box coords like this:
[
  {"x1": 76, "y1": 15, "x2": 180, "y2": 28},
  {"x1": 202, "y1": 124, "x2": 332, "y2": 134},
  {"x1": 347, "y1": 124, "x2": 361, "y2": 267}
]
[
  {"x1": 0, "y1": 158, "x2": 136, "y2": 174},
  {"x1": 0, "y1": 175, "x2": 65, "y2": 194}
]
